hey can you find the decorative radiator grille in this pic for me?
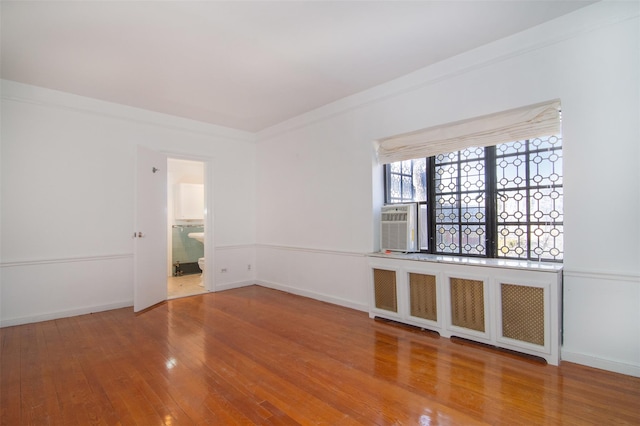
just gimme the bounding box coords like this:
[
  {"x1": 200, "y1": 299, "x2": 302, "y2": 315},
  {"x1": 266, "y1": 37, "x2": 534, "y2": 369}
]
[
  {"x1": 501, "y1": 283, "x2": 545, "y2": 346},
  {"x1": 450, "y1": 277, "x2": 485, "y2": 332},
  {"x1": 373, "y1": 269, "x2": 398, "y2": 312},
  {"x1": 409, "y1": 273, "x2": 438, "y2": 321}
]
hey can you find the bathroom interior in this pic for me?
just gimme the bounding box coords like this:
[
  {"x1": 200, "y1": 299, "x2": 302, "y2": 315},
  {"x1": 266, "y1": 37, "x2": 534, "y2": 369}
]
[{"x1": 167, "y1": 158, "x2": 207, "y2": 299}]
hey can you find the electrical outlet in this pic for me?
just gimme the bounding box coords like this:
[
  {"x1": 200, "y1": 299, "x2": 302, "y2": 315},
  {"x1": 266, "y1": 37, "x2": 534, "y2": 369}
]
[
  {"x1": 247, "y1": 264, "x2": 252, "y2": 271},
  {"x1": 221, "y1": 268, "x2": 227, "y2": 273}
]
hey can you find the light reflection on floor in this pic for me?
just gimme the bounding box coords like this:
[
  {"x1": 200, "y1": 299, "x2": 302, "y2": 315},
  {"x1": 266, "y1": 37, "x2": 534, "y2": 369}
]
[{"x1": 167, "y1": 273, "x2": 206, "y2": 299}]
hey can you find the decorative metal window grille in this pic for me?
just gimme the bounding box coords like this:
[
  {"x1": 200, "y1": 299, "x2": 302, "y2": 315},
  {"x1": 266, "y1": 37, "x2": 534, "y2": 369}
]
[
  {"x1": 495, "y1": 136, "x2": 563, "y2": 261},
  {"x1": 434, "y1": 146, "x2": 486, "y2": 255},
  {"x1": 383, "y1": 136, "x2": 563, "y2": 261}
]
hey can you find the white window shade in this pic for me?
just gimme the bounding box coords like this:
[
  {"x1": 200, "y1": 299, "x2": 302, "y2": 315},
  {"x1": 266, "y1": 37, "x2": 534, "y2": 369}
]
[{"x1": 375, "y1": 100, "x2": 561, "y2": 164}]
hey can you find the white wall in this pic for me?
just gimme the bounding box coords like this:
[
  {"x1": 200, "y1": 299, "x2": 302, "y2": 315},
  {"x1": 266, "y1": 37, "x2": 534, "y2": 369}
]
[
  {"x1": 255, "y1": 2, "x2": 640, "y2": 376},
  {"x1": 0, "y1": 81, "x2": 257, "y2": 325}
]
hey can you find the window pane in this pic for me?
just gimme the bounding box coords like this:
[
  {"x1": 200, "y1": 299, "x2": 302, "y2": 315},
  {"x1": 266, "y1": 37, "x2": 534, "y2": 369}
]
[
  {"x1": 531, "y1": 224, "x2": 563, "y2": 261},
  {"x1": 461, "y1": 224, "x2": 486, "y2": 255},
  {"x1": 495, "y1": 136, "x2": 563, "y2": 261},
  {"x1": 497, "y1": 189, "x2": 527, "y2": 223},
  {"x1": 531, "y1": 135, "x2": 561, "y2": 150},
  {"x1": 531, "y1": 150, "x2": 563, "y2": 187},
  {"x1": 530, "y1": 187, "x2": 563, "y2": 222},
  {"x1": 401, "y1": 175, "x2": 413, "y2": 200},
  {"x1": 497, "y1": 154, "x2": 526, "y2": 190},
  {"x1": 460, "y1": 146, "x2": 485, "y2": 160},
  {"x1": 460, "y1": 195, "x2": 485, "y2": 223},
  {"x1": 436, "y1": 224, "x2": 459, "y2": 253},
  {"x1": 413, "y1": 158, "x2": 427, "y2": 201},
  {"x1": 418, "y1": 203, "x2": 428, "y2": 251},
  {"x1": 389, "y1": 173, "x2": 402, "y2": 201},
  {"x1": 401, "y1": 160, "x2": 412, "y2": 175},
  {"x1": 496, "y1": 140, "x2": 527, "y2": 156},
  {"x1": 386, "y1": 158, "x2": 426, "y2": 203},
  {"x1": 497, "y1": 225, "x2": 528, "y2": 257},
  {"x1": 434, "y1": 147, "x2": 486, "y2": 256},
  {"x1": 436, "y1": 151, "x2": 459, "y2": 164}
]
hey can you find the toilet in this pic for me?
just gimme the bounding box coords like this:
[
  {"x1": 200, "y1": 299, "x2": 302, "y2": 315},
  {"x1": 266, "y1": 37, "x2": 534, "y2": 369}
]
[{"x1": 197, "y1": 257, "x2": 205, "y2": 287}]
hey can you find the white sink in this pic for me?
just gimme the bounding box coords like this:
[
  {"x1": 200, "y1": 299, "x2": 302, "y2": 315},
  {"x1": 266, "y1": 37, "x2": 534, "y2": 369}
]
[{"x1": 187, "y1": 232, "x2": 204, "y2": 243}]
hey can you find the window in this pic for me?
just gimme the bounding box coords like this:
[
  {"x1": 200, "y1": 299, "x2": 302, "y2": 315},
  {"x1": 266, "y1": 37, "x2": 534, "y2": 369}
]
[{"x1": 384, "y1": 135, "x2": 563, "y2": 262}]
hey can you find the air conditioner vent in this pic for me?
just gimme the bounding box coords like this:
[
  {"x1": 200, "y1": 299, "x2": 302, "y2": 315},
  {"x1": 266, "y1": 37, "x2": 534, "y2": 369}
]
[
  {"x1": 382, "y1": 212, "x2": 407, "y2": 222},
  {"x1": 380, "y1": 203, "x2": 418, "y2": 252}
]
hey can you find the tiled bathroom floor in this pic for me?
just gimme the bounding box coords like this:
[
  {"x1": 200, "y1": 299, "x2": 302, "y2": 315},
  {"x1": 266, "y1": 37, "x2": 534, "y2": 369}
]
[{"x1": 167, "y1": 273, "x2": 206, "y2": 299}]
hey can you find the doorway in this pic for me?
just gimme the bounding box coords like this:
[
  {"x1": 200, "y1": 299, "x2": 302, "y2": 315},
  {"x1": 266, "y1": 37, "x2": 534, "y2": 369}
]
[{"x1": 167, "y1": 158, "x2": 208, "y2": 299}]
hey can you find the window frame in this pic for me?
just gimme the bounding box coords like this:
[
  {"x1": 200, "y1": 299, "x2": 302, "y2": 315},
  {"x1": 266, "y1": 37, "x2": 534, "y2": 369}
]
[{"x1": 383, "y1": 139, "x2": 563, "y2": 262}]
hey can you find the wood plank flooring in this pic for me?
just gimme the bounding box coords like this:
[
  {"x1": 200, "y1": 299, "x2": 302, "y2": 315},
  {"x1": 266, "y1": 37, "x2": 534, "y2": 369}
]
[{"x1": 2, "y1": 285, "x2": 639, "y2": 425}]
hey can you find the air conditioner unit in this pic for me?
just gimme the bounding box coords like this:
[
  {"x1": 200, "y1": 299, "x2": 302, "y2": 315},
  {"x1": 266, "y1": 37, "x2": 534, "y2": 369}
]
[{"x1": 380, "y1": 203, "x2": 418, "y2": 252}]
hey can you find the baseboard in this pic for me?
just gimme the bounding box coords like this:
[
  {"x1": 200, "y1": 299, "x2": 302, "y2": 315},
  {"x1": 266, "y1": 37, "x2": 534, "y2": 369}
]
[
  {"x1": 0, "y1": 300, "x2": 133, "y2": 328},
  {"x1": 255, "y1": 280, "x2": 368, "y2": 313},
  {"x1": 0, "y1": 281, "x2": 255, "y2": 326},
  {"x1": 214, "y1": 280, "x2": 255, "y2": 292},
  {"x1": 561, "y1": 350, "x2": 640, "y2": 378}
]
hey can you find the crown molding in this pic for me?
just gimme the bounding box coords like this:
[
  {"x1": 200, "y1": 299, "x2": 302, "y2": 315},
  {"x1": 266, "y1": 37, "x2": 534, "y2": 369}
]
[
  {"x1": 1, "y1": 79, "x2": 257, "y2": 143},
  {"x1": 256, "y1": 1, "x2": 639, "y2": 142}
]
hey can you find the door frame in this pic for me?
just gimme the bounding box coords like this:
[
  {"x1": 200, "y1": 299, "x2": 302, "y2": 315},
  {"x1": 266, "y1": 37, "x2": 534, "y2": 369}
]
[{"x1": 165, "y1": 151, "x2": 215, "y2": 292}]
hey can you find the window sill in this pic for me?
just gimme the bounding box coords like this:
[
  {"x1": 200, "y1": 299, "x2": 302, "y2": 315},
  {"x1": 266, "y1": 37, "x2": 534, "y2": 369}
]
[{"x1": 366, "y1": 251, "x2": 563, "y2": 273}]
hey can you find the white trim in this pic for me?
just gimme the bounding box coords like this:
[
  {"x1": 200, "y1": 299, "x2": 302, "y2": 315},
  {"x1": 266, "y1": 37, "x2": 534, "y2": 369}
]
[
  {"x1": 0, "y1": 300, "x2": 132, "y2": 328},
  {"x1": 368, "y1": 252, "x2": 563, "y2": 273},
  {"x1": 257, "y1": 2, "x2": 638, "y2": 141},
  {"x1": 0, "y1": 253, "x2": 133, "y2": 268},
  {"x1": 255, "y1": 243, "x2": 365, "y2": 258},
  {"x1": 216, "y1": 244, "x2": 257, "y2": 251},
  {"x1": 215, "y1": 280, "x2": 255, "y2": 292},
  {"x1": 255, "y1": 280, "x2": 368, "y2": 313},
  {"x1": 563, "y1": 269, "x2": 640, "y2": 283},
  {"x1": 561, "y1": 350, "x2": 640, "y2": 378},
  {"x1": 1, "y1": 80, "x2": 256, "y2": 143}
]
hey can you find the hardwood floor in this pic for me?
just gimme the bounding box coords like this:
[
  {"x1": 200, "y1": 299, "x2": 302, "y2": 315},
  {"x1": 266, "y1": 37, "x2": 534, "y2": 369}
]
[{"x1": 2, "y1": 285, "x2": 639, "y2": 425}]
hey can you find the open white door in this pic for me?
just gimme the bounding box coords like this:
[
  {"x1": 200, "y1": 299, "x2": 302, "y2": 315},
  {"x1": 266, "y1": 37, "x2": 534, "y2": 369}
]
[{"x1": 134, "y1": 145, "x2": 168, "y2": 312}]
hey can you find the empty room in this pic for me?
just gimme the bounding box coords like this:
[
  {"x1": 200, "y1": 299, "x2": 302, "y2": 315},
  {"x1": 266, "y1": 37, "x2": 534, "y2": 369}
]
[{"x1": 1, "y1": 1, "x2": 639, "y2": 424}]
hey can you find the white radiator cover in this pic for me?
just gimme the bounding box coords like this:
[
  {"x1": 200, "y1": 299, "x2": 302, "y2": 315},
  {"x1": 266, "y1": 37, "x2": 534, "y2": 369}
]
[{"x1": 367, "y1": 253, "x2": 563, "y2": 365}]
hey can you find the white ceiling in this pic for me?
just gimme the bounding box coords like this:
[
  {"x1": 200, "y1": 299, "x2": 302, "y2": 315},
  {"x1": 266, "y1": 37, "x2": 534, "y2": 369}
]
[{"x1": 1, "y1": 1, "x2": 596, "y2": 133}]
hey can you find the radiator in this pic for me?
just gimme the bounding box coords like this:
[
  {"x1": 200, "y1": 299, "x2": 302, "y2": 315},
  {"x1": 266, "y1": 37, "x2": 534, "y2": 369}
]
[
  {"x1": 501, "y1": 283, "x2": 545, "y2": 346},
  {"x1": 449, "y1": 277, "x2": 485, "y2": 333},
  {"x1": 367, "y1": 254, "x2": 562, "y2": 365},
  {"x1": 409, "y1": 273, "x2": 438, "y2": 322},
  {"x1": 373, "y1": 268, "x2": 398, "y2": 313}
]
